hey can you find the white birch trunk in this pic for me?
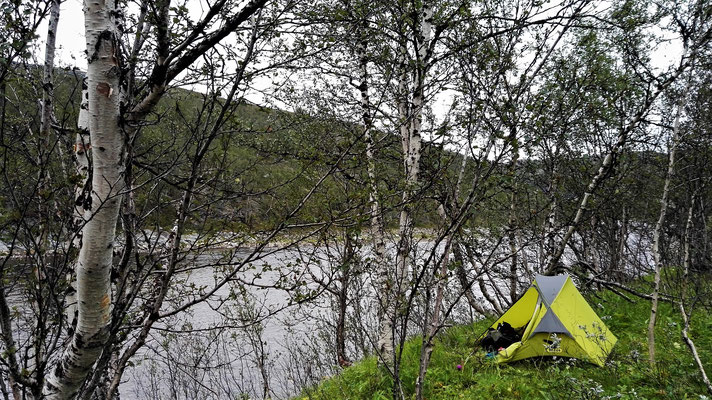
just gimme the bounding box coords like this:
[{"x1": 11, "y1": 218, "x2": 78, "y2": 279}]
[
  {"x1": 355, "y1": 38, "x2": 390, "y2": 358},
  {"x1": 395, "y1": 1, "x2": 432, "y2": 304},
  {"x1": 648, "y1": 71, "x2": 692, "y2": 366},
  {"x1": 43, "y1": 1, "x2": 123, "y2": 397},
  {"x1": 380, "y1": 9, "x2": 433, "y2": 396},
  {"x1": 28, "y1": 1, "x2": 63, "y2": 384},
  {"x1": 507, "y1": 134, "x2": 519, "y2": 302},
  {"x1": 542, "y1": 163, "x2": 559, "y2": 269},
  {"x1": 34, "y1": 0, "x2": 62, "y2": 271},
  {"x1": 382, "y1": 37, "x2": 411, "y2": 363},
  {"x1": 0, "y1": 285, "x2": 25, "y2": 399},
  {"x1": 66, "y1": 85, "x2": 91, "y2": 330},
  {"x1": 40, "y1": 0, "x2": 61, "y2": 137},
  {"x1": 395, "y1": 40, "x2": 413, "y2": 293},
  {"x1": 103, "y1": 16, "x2": 260, "y2": 398},
  {"x1": 680, "y1": 303, "x2": 712, "y2": 394}
]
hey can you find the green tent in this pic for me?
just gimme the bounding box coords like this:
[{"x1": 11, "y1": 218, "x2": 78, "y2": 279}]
[{"x1": 480, "y1": 274, "x2": 617, "y2": 366}]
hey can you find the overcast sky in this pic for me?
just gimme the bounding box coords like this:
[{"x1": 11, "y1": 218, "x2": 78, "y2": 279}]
[
  {"x1": 33, "y1": 0, "x2": 684, "y2": 133},
  {"x1": 38, "y1": 1, "x2": 684, "y2": 70}
]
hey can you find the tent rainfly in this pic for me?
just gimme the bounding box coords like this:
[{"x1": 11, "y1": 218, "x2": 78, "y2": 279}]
[{"x1": 479, "y1": 274, "x2": 617, "y2": 366}]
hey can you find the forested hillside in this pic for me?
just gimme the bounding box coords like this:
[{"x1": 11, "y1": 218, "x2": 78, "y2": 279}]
[{"x1": 0, "y1": 0, "x2": 711, "y2": 399}]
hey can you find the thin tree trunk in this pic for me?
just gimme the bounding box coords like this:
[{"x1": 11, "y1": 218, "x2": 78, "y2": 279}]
[
  {"x1": 414, "y1": 150, "x2": 468, "y2": 399},
  {"x1": 680, "y1": 304, "x2": 712, "y2": 394},
  {"x1": 542, "y1": 163, "x2": 559, "y2": 270},
  {"x1": 29, "y1": 7, "x2": 63, "y2": 371},
  {"x1": 336, "y1": 232, "x2": 353, "y2": 368},
  {"x1": 395, "y1": 0, "x2": 432, "y2": 313},
  {"x1": 394, "y1": 41, "x2": 414, "y2": 300},
  {"x1": 67, "y1": 83, "x2": 91, "y2": 331},
  {"x1": 252, "y1": 326, "x2": 271, "y2": 400},
  {"x1": 415, "y1": 204, "x2": 454, "y2": 400},
  {"x1": 392, "y1": 7, "x2": 432, "y2": 400},
  {"x1": 613, "y1": 206, "x2": 628, "y2": 279},
  {"x1": 43, "y1": 1, "x2": 123, "y2": 397},
  {"x1": 507, "y1": 131, "x2": 519, "y2": 303},
  {"x1": 336, "y1": 273, "x2": 350, "y2": 367},
  {"x1": 486, "y1": 268, "x2": 510, "y2": 309},
  {"x1": 40, "y1": 0, "x2": 60, "y2": 137},
  {"x1": 478, "y1": 275, "x2": 504, "y2": 315},
  {"x1": 0, "y1": 288, "x2": 26, "y2": 399},
  {"x1": 355, "y1": 33, "x2": 389, "y2": 361},
  {"x1": 35, "y1": 0, "x2": 62, "y2": 257},
  {"x1": 452, "y1": 241, "x2": 489, "y2": 316},
  {"x1": 701, "y1": 197, "x2": 708, "y2": 258},
  {"x1": 677, "y1": 195, "x2": 712, "y2": 394},
  {"x1": 508, "y1": 209, "x2": 518, "y2": 303},
  {"x1": 0, "y1": 372, "x2": 11, "y2": 400},
  {"x1": 0, "y1": 79, "x2": 29, "y2": 400},
  {"x1": 648, "y1": 70, "x2": 692, "y2": 366}
]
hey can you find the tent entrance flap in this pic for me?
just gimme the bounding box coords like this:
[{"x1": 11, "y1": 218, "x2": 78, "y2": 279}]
[
  {"x1": 520, "y1": 297, "x2": 541, "y2": 340},
  {"x1": 477, "y1": 286, "x2": 539, "y2": 342}
]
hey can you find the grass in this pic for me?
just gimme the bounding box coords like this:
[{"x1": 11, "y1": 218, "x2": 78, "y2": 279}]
[{"x1": 296, "y1": 284, "x2": 712, "y2": 399}]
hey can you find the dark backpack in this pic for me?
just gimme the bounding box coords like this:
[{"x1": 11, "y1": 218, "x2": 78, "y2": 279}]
[{"x1": 482, "y1": 322, "x2": 520, "y2": 352}]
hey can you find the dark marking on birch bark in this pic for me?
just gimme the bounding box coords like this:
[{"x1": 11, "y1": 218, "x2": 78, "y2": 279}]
[{"x1": 96, "y1": 82, "x2": 111, "y2": 97}]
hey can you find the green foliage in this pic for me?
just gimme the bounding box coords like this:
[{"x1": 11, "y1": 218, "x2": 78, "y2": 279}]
[{"x1": 297, "y1": 283, "x2": 712, "y2": 400}]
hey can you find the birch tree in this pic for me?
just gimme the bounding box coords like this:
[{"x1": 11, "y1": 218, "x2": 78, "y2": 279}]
[
  {"x1": 647, "y1": 68, "x2": 693, "y2": 366},
  {"x1": 352, "y1": 7, "x2": 389, "y2": 364},
  {"x1": 39, "y1": 0, "x2": 291, "y2": 397},
  {"x1": 43, "y1": 0, "x2": 123, "y2": 396},
  {"x1": 40, "y1": 0, "x2": 60, "y2": 138}
]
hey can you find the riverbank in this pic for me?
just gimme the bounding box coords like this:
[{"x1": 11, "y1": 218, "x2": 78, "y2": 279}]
[
  {"x1": 0, "y1": 227, "x2": 441, "y2": 257},
  {"x1": 297, "y1": 280, "x2": 712, "y2": 399}
]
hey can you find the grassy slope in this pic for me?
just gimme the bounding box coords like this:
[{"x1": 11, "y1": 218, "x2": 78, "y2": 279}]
[{"x1": 297, "y1": 286, "x2": 712, "y2": 399}]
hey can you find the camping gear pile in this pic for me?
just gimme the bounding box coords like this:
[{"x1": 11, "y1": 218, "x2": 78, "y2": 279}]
[
  {"x1": 478, "y1": 274, "x2": 617, "y2": 366},
  {"x1": 481, "y1": 322, "x2": 522, "y2": 353}
]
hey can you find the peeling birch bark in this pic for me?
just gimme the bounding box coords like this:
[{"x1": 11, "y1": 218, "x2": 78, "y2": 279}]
[{"x1": 391, "y1": 7, "x2": 433, "y2": 399}]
